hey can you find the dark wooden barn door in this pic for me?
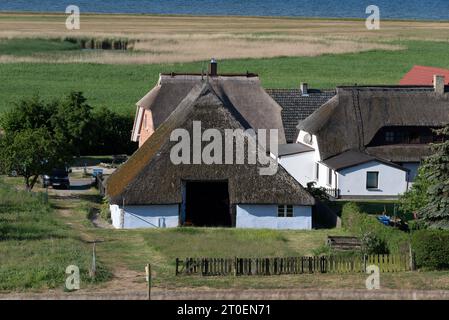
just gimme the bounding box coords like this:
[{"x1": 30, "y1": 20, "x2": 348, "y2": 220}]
[{"x1": 183, "y1": 181, "x2": 231, "y2": 227}]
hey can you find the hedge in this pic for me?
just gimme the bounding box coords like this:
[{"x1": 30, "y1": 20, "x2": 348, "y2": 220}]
[
  {"x1": 341, "y1": 202, "x2": 409, "y2": 255},
  {"x1": 411, "y1": 229, "x2": 449, "y2": 270}
]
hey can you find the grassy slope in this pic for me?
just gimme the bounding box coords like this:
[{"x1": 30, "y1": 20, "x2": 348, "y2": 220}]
[
  {"x1": 0, "y1": 40, "x2": 448, "y2": 115},
  {"x1": 0, "y1": 179, "x2": 110, "y2": 291}
]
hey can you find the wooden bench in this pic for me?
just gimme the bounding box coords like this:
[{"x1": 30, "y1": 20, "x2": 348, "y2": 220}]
[{"x1": 327, "y1": 236, "x2": 361, "y2": 251}]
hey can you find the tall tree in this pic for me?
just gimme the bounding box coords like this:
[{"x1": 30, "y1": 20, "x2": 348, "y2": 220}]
[
  {"x1": 399, "y1": 166, "x2": 430, "y2": 215},
  {"x1": 0, "y1": 128, "x2": 64, "y2": 191},
  {"x1": 51, "y1": 91, "x2": 94, "y2": 156},
  {"x1": 418, "y1": 125, "x2": 449, "y2": 229},
  {"x1": 0, "y1": 95, "x2": 54, "y2": 133}
]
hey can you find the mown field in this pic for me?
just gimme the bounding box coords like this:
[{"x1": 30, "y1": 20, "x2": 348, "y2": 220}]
[
  {"x1": 1, "y1": 40, "x2": 449, "y2": 115},
  {"x1": 1, "y1": 13, "x2": 449, "y2": 115}
]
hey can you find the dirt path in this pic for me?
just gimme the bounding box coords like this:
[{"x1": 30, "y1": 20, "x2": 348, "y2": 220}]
[{"x1": 3, "y1": 288, "x2": 449, "y2": 300}]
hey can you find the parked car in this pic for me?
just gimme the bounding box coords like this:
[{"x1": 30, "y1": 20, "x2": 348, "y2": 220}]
[{"x1": 42, "y1": 169, "x2": 70, "y2": 189}]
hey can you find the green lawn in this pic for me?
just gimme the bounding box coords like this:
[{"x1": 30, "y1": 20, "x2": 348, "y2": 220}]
[
  {"x1": 1, "y1": 40, "x2": 449, "y2": 115},
  {"x1": 0, "y1": 38, "x2": 80, "y2": 56},
  {"x1": 0, "y1": 179, "x2": 111, "y2": 291}
]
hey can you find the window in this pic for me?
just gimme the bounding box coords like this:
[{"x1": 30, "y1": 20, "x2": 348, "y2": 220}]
[
  {"x1": 366, "y1": 171, "x2": 379, "y2": 189},
  {"x1": 385, "y1": 131, "x2": 394, "y2": 143},
  {"x1": 143, "y1": 114, "x2": 148, "y2": 130},
  {"x1": 278, "y1": 205, "x2": 293, "y2": 217},
  {"x1": 315, "y1": 163, "x2": 320, "y2": 180},
  {"x1": 328, "y1": 167, "x2": 332, "y2": 186}
]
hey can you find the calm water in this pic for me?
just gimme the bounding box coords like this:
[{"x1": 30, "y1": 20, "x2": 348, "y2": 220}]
[{"x1": 1, "y1": 0, "x2": 448, "y2": 20}]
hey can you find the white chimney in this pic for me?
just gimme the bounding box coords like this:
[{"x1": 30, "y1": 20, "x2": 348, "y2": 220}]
[
  {"x1": 434, "y1": 75, "x2": 445, "y2": 94},
  {"x1": 300, "y1": 82, "x2": 308, "y2": 96}
]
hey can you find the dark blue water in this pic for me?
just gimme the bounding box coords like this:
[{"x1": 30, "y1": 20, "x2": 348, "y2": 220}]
[{"x1": 1, "y1": 0, "x2": 448, "y2": 20}]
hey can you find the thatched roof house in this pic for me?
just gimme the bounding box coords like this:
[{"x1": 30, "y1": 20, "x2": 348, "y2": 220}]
[
  {"x1": 132, "y1": 69, "x2": 286, "y2": 147},
  {"x1": 280, "y1": 77, "x2": 449, "y2": 200},
  {"x1": 298, "y1": 84, "x2": 449, "y2": 161},
  {"x1": 107, "y1": 63, "x2": 315, "y2": 229}
]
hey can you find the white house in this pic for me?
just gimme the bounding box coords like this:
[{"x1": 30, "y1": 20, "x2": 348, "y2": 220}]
[
  {"x1": 279, "y1": 76, "x2": 449, "y2": 199},
  {"x1": 106, "y1": 62, "x2": 316, "y2": 229}
]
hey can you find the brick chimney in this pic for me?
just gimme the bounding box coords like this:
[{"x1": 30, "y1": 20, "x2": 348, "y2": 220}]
[
  {"x1": 300, "y1": 82, "x2": 308, "y2": 96},
  {"x1": 434, "y1": 74, "x2": 445, "y2": 94},
  {"x1": 209, "y1": 58, "x2": 218, "y2": 77}
]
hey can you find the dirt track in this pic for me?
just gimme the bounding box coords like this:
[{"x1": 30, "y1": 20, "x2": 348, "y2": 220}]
[{"x1": 2, "y1": 288, "x2": 449, "y2": 300}]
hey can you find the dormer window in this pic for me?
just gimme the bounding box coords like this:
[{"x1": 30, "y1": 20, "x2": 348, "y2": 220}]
[
  {"x1": 385, "y1": 131, "x2": 394, "y2": 143},
  {"x1": 369, "y1": 126, "x2": 443, "y2": 146}
]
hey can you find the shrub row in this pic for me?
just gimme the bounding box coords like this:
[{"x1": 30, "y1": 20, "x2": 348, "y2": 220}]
[{"x1": 411, "y1": 229, "x2": 449, "y2": 270}]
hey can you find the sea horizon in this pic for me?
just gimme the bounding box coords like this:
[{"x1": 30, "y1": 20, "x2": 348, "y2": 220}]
[{"x1": 1, "y1": 0, "x2": 448, "y2": 21}]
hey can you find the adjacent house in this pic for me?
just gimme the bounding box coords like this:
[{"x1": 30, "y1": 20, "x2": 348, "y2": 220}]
[
  {"x1": 279, "y1": 75, "x2": 449, "y2": 199},
  {"x1": 106, "y1": 61, "x2": 315, "y2": 229},
  {"x1": 400, "y1": 65, "x2": 449, "y2": 86}
]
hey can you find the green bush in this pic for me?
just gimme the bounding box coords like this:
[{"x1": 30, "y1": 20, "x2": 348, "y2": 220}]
[
  {"x1": 408, "y1": 220, "x2": 426, "y2": 231},
  {"x1": 100, "y1": 197, "x2": 111, "y2": 222},
  {"x1": 342, "y1": 202, "x2": 409, "y2": 254},
  {"x1": 360, "y1": 231, "x2": 389, "y2": 255},
  {"x1": 412, "y1": 230, "x2": 449, "y2": 270}
]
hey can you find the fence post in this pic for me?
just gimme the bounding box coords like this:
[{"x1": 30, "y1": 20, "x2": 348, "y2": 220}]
[
  {"x1": 234, "y1": 257, "x2": 237, "y2": 276},
  {"x1": 175, "y1": 258, "x2": 179, "y2": 276},
  {"x1": 409, "y1": 243, "x2": 415, "y2": 271},
  {"x1": 363, "y1": 254, "x2": 367, "y2": 273},
  {"x1": 89, "y1": 241, "x2": 97, "y2": 279},
  {"x1": 145, "y1": 264, "x2": 151, "y2": 300}
]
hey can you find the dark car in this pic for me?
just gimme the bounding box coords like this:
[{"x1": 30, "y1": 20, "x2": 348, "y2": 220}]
[{"x1": 42, "y1": 169, "x2": 70, "y2": 189}]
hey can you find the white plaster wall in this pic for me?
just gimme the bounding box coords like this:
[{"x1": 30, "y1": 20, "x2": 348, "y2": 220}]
[
  {"x1": 110, "y1": 205, "x2": 179, "y2": 229},
  {"x1": 337, "y1": 161, "x2": 408, "y2": 197},
  {"x1": 315, "y1": 162, "x2": 337, "y2": 189},
  {"x1": 297, "y1": 131, "x2": 319, "y2": 156},
  {"x1": 293, "y1": 130, "x2": 337, "y2": 189},
  {"x1": 236, "y1": 205, "x2": 312, "y2": 230},
  {"x1": 279, "y1": 151, "x2": 315, "y2": 187},
  {"x1": 110, "y1": 204, "x2": 122, "y2": 229}
]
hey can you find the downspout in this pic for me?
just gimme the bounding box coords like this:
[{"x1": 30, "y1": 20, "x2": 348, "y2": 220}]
[{"x1": 334, "y1": 171, "x2": 339, "y2": 198}]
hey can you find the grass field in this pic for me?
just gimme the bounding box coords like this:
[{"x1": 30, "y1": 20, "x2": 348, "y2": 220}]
[
  {"x1": 0, "y1": 179, "x2": 111, "y2": 291},
  {"x1": 3, "y1": 176, "x2": 449, "y2": 293},
  {"x1": 1, "y1": 40, "x2": 449, "y2": 115}
]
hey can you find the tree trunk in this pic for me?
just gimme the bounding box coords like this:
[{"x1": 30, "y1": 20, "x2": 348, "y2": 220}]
[
  {"x1": 29, "y1": 175, "x2": 39, "y2": 191},
  {"x1": 24, "y1": 176, "x2": 31, "y2": 192},
  {"x1": 24, "y1": 175, "x2": 39, "y2": 191}
]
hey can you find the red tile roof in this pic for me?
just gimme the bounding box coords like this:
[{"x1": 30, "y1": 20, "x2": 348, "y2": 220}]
[{"x1": 400, "y1": 65, "x2": 449, "y2": 85}]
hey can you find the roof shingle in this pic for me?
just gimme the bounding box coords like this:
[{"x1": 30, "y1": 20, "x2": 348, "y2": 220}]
[{"x1": 266, "y1": 88, "x2": 335, "y2": 143}]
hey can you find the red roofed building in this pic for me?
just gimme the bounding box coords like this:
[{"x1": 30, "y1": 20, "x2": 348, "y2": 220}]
[{"x1": 400, "y1": 65, "x2": 449, "y2": 85}]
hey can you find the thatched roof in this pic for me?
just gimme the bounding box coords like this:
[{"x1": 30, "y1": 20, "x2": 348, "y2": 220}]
[
  {"x1": 366, "y1": 145, "x2": 432, "y2": 162},
  {"x1": 298, "y1": 86, "x2": 449, "y2": 160},
  {"x1": 137, "y1": 74, "x2": 286, "y2": 144},
  {"x1": 107, "y1": 82, "x2": 314, "y2": 206}
]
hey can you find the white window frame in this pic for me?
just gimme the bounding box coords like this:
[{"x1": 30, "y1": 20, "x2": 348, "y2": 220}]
[{"x1": 277, "y1": 205, "x2": 293, "y2": 217}]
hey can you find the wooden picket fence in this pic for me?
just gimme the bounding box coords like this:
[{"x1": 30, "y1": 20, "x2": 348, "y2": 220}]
[{"x1": 175, "y1": 254, "x2": 411, "y2": 276}]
